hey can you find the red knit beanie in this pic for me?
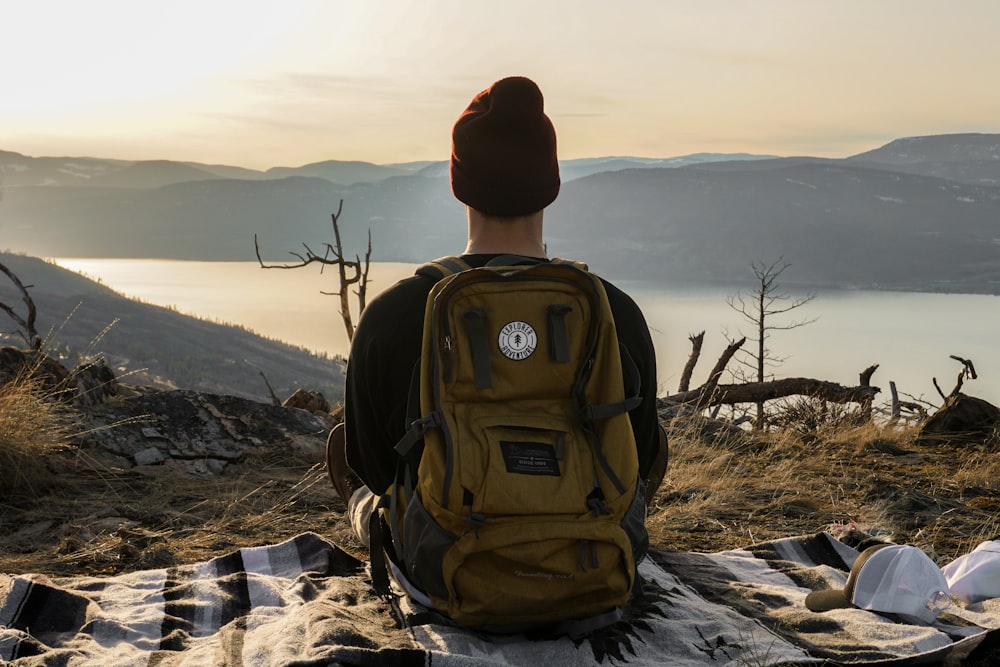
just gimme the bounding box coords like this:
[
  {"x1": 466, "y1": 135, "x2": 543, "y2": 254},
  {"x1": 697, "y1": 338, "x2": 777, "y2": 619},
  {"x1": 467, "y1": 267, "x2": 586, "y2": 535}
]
[{"x1": 450, "y1": 76, "x2": 560, "y2": 217}]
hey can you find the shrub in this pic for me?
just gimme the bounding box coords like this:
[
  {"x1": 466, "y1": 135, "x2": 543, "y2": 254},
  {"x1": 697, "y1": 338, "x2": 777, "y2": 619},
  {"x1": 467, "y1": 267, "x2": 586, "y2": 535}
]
[{"x1": 0, "y1": 370, "x2": 73, "y2": 499}]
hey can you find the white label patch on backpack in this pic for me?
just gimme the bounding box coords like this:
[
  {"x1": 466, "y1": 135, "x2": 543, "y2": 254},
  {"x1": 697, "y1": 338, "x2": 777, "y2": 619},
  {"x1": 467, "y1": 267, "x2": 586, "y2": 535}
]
[{"x1": 498, "y1": 321, "x2": 537, "y2": 360}]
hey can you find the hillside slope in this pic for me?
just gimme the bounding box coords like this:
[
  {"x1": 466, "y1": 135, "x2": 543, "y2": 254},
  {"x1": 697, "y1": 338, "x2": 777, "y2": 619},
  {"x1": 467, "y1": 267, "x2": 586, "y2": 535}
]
[{"x1": 0, "y1": 252, "x2": 345, "y2": 403}]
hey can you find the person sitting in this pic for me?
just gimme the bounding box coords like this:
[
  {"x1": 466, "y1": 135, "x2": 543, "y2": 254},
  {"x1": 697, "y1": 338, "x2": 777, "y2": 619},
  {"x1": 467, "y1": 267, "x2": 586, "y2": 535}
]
[{"x1": 328, "y1": 75, "x2": 667, "y2": 627}]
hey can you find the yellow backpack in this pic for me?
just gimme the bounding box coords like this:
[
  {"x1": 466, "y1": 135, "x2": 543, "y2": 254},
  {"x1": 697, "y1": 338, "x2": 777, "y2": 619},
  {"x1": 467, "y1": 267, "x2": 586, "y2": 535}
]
[{"x1": 380, "y1": 256, "x2": 648, "y2": 634}]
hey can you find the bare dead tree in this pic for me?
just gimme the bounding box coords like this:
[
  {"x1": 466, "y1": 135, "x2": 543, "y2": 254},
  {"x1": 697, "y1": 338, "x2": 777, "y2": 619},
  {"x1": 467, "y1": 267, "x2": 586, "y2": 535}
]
[
  {"x1": 0, "y1": 259, "x2": 42, "y2": 350},
  {"x1": 727, "y1": 257, "x2": 816, "y2": 427},
  {"x1": 254, "y1": 199, "x2": 372, "y2": 342}
]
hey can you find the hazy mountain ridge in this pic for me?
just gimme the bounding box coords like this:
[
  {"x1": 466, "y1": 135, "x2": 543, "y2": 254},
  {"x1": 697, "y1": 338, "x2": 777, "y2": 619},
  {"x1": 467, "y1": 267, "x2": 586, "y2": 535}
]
[
  {"x1": 0, "y1": 252, "x2": 346, "y2": 403},
  {"x1": 846, "y1": 133, "x2": 1000, "y2": 186},
  {"x1": 0, "y1": 149, "x2": 765, "y2": 188},
  {"x1": 849, "y1": 133, "x2": 1000, "y2": 164},
  {"x1": 546, "y1": 159, "x2": 1000, "y2": 289},
  {"x1": 2, "y1": 134, "x2": 1000, "y2": 293}
]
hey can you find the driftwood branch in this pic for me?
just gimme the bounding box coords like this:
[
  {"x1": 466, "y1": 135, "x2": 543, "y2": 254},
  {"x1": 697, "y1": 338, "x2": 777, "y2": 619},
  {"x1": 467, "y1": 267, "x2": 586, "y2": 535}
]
[
  {"x1": 933, "y1": 377, "x2": 947, "y2": 401},
  {"x1": 858, "y1": 363, "x2": 879, "y2": 421},
  {"x1": 950, "y1": 355, "x2": 977, "y2": 380},
  {"x1": 707, "y1": 337, "x2": 746, "y2": 388},
  {"x1": 0, "y1": 260, "x2": 41, "y2": 350},
  {"x1": 678, "y1": 331, "x2": 704, "y2": 392},
  {"x1": 948, "y1": 373, "x2": 965, "y2": 400},
  {"x1": 888, "y1": 380, "x2": 927, "y2": 424},
  {"x1": 931, "y1": 355, "x2": 977, "y2": 403}
]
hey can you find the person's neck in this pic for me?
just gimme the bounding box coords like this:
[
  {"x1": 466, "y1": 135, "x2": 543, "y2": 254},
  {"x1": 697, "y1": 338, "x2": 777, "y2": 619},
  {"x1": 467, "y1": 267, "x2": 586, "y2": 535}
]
[{"x1": 463, "y1": 208, "x2": 547, "y2": 257}]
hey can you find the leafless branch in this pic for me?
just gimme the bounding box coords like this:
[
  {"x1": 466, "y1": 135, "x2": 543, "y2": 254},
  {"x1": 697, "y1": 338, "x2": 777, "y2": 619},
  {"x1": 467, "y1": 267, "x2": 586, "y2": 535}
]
[
  {"x1": 259, "y1": 371, "x2": 281, "y2": 407},
  {"x1": 0, "y1": 260, "x2": 41, "y2": 350},
  {"x1": 933, "y1": 377, "x2": 948, "y2": 401},
  {"x1": 255, "y1": 199, "x2": 371, "y2": 342},
  {"x1": 949, "y1": 355, "x2": 977, "y2": 380}
]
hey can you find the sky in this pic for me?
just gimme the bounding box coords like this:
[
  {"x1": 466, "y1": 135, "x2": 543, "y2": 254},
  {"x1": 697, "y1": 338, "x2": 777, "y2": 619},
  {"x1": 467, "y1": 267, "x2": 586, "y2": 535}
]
[{"x1": 3, "y1": 0, "x2": 1000, "y2": 170}]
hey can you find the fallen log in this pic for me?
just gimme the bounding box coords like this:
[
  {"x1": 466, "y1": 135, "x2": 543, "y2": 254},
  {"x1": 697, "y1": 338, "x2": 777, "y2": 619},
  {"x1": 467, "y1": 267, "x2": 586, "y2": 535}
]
[{"x1": 664, "y1": 377, "x2": 880, "y2": 409}]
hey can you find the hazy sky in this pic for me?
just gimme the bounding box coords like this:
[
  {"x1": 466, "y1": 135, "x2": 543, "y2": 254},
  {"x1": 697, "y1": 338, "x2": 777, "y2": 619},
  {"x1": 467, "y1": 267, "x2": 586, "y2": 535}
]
[{"x1": 4, "y1": 1, "x2": 1000, "y2": 170}]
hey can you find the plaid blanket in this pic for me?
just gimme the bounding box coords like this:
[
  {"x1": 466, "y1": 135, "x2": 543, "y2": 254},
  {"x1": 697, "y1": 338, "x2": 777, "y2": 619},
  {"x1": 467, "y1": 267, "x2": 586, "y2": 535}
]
[{"x1": 2, "y1": 531, "x2": 998, "y2": 666}]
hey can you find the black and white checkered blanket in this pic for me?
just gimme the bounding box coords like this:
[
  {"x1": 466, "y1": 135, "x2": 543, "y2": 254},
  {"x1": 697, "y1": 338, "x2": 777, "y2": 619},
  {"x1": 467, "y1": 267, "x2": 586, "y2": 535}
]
[{"x1": 2, "y1": 531, "x2": 998, "y2": 666}]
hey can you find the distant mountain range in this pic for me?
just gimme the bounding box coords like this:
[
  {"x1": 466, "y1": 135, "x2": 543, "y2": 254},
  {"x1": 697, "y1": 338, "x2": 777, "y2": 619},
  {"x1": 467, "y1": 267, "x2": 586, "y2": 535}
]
[{"x1": 2, "y1": 133, "x2": 999, "y2": 293}]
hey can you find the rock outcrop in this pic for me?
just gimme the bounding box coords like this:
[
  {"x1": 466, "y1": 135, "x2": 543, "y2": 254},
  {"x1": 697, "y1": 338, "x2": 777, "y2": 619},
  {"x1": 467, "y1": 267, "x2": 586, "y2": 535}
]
[
  {"x1": 75, "y1": 388, "x2": 335, "y2": 477},
  {"x1": 2, "y1": 345, "x2": 336, "y2": 476}
]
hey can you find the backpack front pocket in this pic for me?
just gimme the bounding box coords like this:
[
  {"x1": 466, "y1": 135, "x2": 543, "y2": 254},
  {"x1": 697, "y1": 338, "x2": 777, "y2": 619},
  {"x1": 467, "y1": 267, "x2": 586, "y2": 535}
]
[
  {"x1": 459, "y1": 412, "x2": 592, "y2": 516},
  {"x1": 442, "y1": 517, "x2": 634, "y2": 627}
]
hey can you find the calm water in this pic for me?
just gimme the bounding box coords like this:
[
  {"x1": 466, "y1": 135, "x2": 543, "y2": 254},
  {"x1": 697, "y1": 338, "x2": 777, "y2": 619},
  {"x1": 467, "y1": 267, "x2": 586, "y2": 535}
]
[{"x1": 53, "y1": 259, "x2": 1000, "y2": 406}]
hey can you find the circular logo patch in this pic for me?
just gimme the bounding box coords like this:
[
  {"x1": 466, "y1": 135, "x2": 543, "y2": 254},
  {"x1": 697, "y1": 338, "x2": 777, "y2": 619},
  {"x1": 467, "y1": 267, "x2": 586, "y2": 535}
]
[{"x1": 498, "y1": 321, "x2": 537, "y2": 361}]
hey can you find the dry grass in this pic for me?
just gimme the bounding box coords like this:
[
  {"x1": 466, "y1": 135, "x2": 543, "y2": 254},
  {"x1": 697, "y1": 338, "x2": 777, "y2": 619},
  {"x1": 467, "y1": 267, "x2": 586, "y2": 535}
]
[
  {"x1": 0, "y1": 370, "x2": 74, "y2": 499},
  {"x1": 646, "y1": 412, "x2": 1000, "y2": 562},
  {"x1": 0, "y1": 400, "x2": 997, "y2": 577},
  {"x1": 0, "y1": 449, "x2": 360, "y2": 576}
]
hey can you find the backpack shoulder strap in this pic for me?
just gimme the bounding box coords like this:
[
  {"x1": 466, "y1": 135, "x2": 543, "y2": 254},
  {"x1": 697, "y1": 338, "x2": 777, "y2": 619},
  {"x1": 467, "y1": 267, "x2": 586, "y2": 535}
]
[
  {"x1": 483, "y1": 254, "x2": 544, "y2": 268},
  {"x1": 416, "y1": 256, "x2": 472, "y2": 281},
  {"x1": 418, "y1": 255, "x2": 588, "y2": 278},
  {"x1": 550, "y1": 257, "x2": 589, "y2": 271}
]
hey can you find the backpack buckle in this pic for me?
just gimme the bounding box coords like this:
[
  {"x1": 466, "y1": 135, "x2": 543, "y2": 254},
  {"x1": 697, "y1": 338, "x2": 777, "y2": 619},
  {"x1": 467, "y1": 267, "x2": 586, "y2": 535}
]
[
  {"x1": 411, "y1": 411, "x2": 442, "y2": 434},
  {"x1": 395, "y1": 411, "x2": 442, "y2": 458}
]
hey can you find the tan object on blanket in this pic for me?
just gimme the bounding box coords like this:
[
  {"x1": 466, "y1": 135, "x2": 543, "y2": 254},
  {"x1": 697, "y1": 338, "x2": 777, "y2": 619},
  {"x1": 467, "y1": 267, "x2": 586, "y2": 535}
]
[{"x1": 805, "y1": 543, "x2": 951, "y2": 624}]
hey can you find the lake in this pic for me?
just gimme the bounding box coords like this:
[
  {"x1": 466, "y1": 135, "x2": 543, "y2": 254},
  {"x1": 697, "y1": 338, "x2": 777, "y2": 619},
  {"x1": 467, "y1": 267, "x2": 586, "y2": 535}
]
[{"x1": 53, "y1": 258, "x2": 1000, "y2": 407}]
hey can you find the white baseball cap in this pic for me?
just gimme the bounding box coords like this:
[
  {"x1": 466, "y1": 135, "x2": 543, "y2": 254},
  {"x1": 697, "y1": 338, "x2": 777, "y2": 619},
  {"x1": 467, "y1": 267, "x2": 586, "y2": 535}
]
[
  {"x1": 942, "y1": 540, "x2": 1000, "y2": 604},
  {"x1": 806, "y1": 544, "x2": 951, "y2": 624}
]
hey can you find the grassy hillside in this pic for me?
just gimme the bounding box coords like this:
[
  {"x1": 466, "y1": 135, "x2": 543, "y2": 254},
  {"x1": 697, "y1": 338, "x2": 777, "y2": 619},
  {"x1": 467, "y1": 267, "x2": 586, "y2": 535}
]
[{"x1": 0, "y1": 252, "x2": 345, "y2": 403}]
